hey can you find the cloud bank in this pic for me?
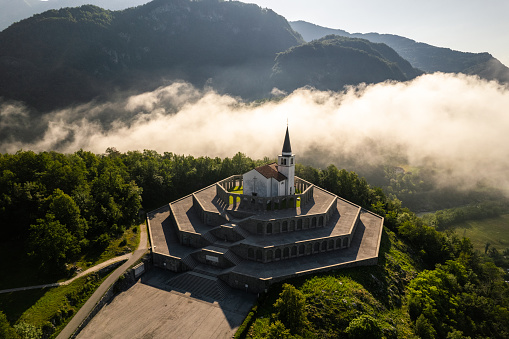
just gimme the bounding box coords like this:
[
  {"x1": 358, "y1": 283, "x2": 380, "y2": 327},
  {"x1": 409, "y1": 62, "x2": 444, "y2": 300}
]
[{"x1": 1, "y1": 73, "x2": 509, "y2": 191}]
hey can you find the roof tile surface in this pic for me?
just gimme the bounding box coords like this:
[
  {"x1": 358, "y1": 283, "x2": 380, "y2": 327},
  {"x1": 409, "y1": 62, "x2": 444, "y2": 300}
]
[{"x1": 255, "y1": 162, "x2": 287, "y2": 182}]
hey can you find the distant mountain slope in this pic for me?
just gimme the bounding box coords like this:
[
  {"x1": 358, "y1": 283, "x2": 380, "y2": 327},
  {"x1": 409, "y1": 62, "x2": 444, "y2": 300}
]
[
  {"x1": 0, "y1": 0, "x2": 303, "y2": 111},
  {"x1": 271, "y1": 35, "x2": 422, "y2": 93},
  {"x1": 0, "y1": 0, "x2": 150, "y2": 31},
  {"x1": 290, "y1": 20, "x2": 509, "y2": 83}
]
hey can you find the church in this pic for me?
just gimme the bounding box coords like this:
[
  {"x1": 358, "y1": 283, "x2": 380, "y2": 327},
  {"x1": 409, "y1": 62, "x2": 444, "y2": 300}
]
[
  {"x1": 146, "y1": 126, "x2": 384, "y2": 297},
  {"x1": 242, "y1": 126, "x2": 295, "y2": 197}
]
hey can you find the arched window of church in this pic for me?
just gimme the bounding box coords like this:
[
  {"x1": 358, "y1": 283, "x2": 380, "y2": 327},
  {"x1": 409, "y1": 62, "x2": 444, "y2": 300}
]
[{"x1": 291, "y1": 158, "x2": 293, "y2": 164}]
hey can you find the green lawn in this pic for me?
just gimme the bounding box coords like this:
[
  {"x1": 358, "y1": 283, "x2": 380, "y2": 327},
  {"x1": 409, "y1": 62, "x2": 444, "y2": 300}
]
[
  {"x1": 453, "y1": 214, "x2": 509, "y2": 252},
  {"x1": 0, "y1": 224, "x2": 141, "y2": 334},
  {"x1": 74, "y1": 224, "x2": 141, "y2": 272},
  {"x1": 3, "y1": 272, "x2": 110, "y2": 337}
]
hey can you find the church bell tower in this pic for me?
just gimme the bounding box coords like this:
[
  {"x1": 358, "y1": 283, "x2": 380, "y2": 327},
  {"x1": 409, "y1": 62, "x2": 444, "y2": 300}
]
[{"x1": 277, "y1": 126, "x2": 295, "y2": 195}]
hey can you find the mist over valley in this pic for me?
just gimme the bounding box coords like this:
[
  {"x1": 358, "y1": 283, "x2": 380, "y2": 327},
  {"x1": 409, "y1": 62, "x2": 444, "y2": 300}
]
[
  {"x1": 2, "y1": 2, "x2": 509, "y2": 338},
  {"x1": 1, "y1": 0, "x2": 509, "y2": 211}
]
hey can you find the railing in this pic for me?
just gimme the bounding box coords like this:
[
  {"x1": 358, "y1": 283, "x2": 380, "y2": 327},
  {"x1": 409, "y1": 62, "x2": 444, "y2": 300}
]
[{"x1": 216, "y1": 175, "x2": 314, "y2": 210}]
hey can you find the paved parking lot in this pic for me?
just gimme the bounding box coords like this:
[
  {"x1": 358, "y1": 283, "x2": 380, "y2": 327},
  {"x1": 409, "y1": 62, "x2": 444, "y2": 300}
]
[{"x1": 77, "y1": 269, "x2": 256, "y2": 339}]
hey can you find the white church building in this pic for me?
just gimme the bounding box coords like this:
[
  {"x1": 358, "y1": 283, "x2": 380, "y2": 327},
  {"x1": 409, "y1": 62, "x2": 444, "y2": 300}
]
[{"x1": 242, "y1": 127, "x2": 296, "y2": 197}]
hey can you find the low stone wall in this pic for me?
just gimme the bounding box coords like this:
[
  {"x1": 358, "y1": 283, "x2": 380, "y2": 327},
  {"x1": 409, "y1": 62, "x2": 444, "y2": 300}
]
[
  {"x1": 70, "y1": 257, "x2": 150, "y2": 338},
  {"x1": 221, "y1": 271, "x2": 271, "y2": 294},
  {"x1": 179, "y1": 230, "x2": 206, "y2": 248},
  {"x1": 211, "y1": 225, "x2": 245, "y2": 242},
  {"x1": 194, "y1": 249, "x2": 233, "y2": 268},
  {"x1": 152, "y1": 252, "x2": 182, "y2": 272},
  {"x1": 221, "y1": 256, "x2": 379, "y2": 293},
  {"x1": 216, "y1": 176, "x2": 314, "y2": 211},
  {"x1": 233, "y1": 235, "x2": 352, "y2": 264},
  {"x1": 192, "y1": 194, "x2": 206, "y2": 224}
]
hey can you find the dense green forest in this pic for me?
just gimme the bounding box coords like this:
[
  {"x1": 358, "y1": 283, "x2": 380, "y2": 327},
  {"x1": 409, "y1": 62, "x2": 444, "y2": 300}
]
[
  {"x1": 0, "y1": 149, "x2": 263, "y2": 275},
  {"x1": 241, "y1": 163, "x2": 509, "y2": 338},
  {"x1": 0, "y1": 0, "x2": 303, "y2": 113},
  {"x1": 271, "y1": 35, "x2": 421, "y2": 93},
  {"x1": 1, "y1": 149, "x2": 508, "y2": 338}
]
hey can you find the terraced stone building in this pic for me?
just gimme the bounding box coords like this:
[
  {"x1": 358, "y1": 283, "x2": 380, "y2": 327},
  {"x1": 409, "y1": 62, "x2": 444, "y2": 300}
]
[{"x1": 147, "y1": 128, "x2": 384, "y2": 294}]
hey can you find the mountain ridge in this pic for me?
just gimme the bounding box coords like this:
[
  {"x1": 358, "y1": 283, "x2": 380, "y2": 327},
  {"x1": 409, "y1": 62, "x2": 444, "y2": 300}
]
[
  {"x1": 271, "y1": 35, "x2": 422, "y2": 93},
  {"x1": 0, "y1": 1, "x2": 303, "y2": 111},
  {"x1": 290, "y1": 20, "x2": 509, "y2": 83},
  {"x1": 0, "y1": 0, "x2": 421, "y2": 115}
]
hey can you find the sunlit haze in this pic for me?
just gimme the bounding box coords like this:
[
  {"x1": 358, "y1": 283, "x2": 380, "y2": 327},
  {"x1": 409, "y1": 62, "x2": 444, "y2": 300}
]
[{"x1": 2, "y1": 73, "x2": 509, "y2": 193}]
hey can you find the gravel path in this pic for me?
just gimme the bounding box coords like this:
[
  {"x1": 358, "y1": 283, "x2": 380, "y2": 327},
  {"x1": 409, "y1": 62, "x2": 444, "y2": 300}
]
[{"x1": 0, "y1": 254, "x2": 133, "y2": 294}]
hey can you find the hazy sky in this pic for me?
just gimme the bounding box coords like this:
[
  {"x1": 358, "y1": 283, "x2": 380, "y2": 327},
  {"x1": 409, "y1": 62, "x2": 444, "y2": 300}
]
[{"x1": 248, "y1": 0, "x2": 509, "y2": 66}]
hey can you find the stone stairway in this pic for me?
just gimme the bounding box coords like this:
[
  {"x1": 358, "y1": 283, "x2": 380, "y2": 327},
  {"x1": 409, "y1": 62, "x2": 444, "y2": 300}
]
[
  {"x1": 211, "y1": 240, "x2": 233, "y2": 250},
  {"x1": 202, "y1": 245, "x2": 243, "y2": 267},
  {"x1": 166, "y1": 271, "x2": 230, "y2": 300},
  {"x1": 220, "y1": 211, "x2": 232, "y2": 222},
  {"x1": 193, "y1": 264, "x2": 224, "y2": 277},
  {"x1": 233, "y1": 225, "x2": 251, "y2": 239},
  {"x1": 201, "y1": 231, "x2": 219, "y2": 244},
  {"x1": 181, "y1": 253, "x2": 199, "y2": 270},
  {"x1": 223, "y1": 250, "x2": 244, "y2": 265}
]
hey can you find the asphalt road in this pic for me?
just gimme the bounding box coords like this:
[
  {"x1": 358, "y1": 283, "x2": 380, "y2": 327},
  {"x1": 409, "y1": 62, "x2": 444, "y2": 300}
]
[{"x1": 56, "y1": 223, "x2": 148, "y2": 339}]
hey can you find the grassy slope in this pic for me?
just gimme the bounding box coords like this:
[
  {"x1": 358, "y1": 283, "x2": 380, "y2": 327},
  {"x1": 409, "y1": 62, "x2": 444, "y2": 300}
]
[
  {"x1": 0, "y1": 225, "x2": 140, "y2": 291},
  {"x1": 453, "y1": 214, "x2": 509, "y2": 252},
  {"x1": 241, "y1": 228, "x2": 420, "y2": 338},
  {"x1": 18, "y1": 273, "x2": 109, "y2": 338},
  {"x1": 0, "y1": 224, "x2": 140, "y2": 327},
  {"x1": 74, "y1": 224, "x2": 140, "y2": 271}
]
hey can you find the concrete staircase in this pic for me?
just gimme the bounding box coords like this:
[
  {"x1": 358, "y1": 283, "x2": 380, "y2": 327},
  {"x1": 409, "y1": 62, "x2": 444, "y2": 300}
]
[
  {"x1": 201, "y1": 231, "x2": 219, "y2": 244},
  {"x1": 223, "y1": 250, "x2": 243, "y2": 265},
  {"x1": 181, "y1": 253, "x2": 199, "y2": 270},
  {"x1": 233, "y1": 225, "x2": 251, "y2": 239},
  {"x1": 166, "y1": 271, "x2": 231, "y2": 300},
  {"x1": 220, "y1": 211, "x2": 232, "y2": 222},
  {"x1": 201, "y1": 245, "x2": 243, "y2": 267}
]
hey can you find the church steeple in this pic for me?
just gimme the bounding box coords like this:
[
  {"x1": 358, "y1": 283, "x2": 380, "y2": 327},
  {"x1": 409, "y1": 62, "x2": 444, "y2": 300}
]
[
  {"x1": 282, "y1": 126, "x2": 292, "y2": 156},
  {"x1": 278, "y1": 126, "x2": 295, "y2": 195}
]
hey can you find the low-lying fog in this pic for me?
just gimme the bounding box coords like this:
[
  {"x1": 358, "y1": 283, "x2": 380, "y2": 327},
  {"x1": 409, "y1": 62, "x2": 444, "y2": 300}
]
[{"x1": 1, "y1": 72, "x2": 509, "y2": 192}]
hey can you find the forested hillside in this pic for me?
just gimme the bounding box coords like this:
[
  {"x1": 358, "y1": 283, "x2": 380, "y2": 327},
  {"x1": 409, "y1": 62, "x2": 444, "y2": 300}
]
[
  {"x1": 0, "y1": 0, "x2": 303, "y2": 112},
  {"x1": 290, "y1": 20, "x2": 509, "y2": 84},
  {"x1": 1, "y1": 149, "x2": 508, "y2": 338},
  {"x1": 0, "y1": 0, "x2": 421, "y2": 117},
  {"x1": 0, "y1": 149, "x2": 261, "y2": 274},
  {"x1": 240, "y1": 163, "x2": 509, "y2": 339},
  {"x1": 271, "y1": 35, "x2": 422, "y2": 93}
]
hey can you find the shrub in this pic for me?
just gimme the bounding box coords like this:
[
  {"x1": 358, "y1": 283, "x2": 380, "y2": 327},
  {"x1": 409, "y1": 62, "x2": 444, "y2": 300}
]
[
  {"x1": 274, "y1": 284, "x2": 307, "y2": 334},
  {"x1": 345, "y1": 315, "x2": 382, "y2": 339}
]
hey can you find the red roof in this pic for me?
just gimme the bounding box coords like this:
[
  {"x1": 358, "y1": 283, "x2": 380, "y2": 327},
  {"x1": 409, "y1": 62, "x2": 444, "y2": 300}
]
[{"x1": 255, "y1": 163, "x2": 287, "y2": 182}]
